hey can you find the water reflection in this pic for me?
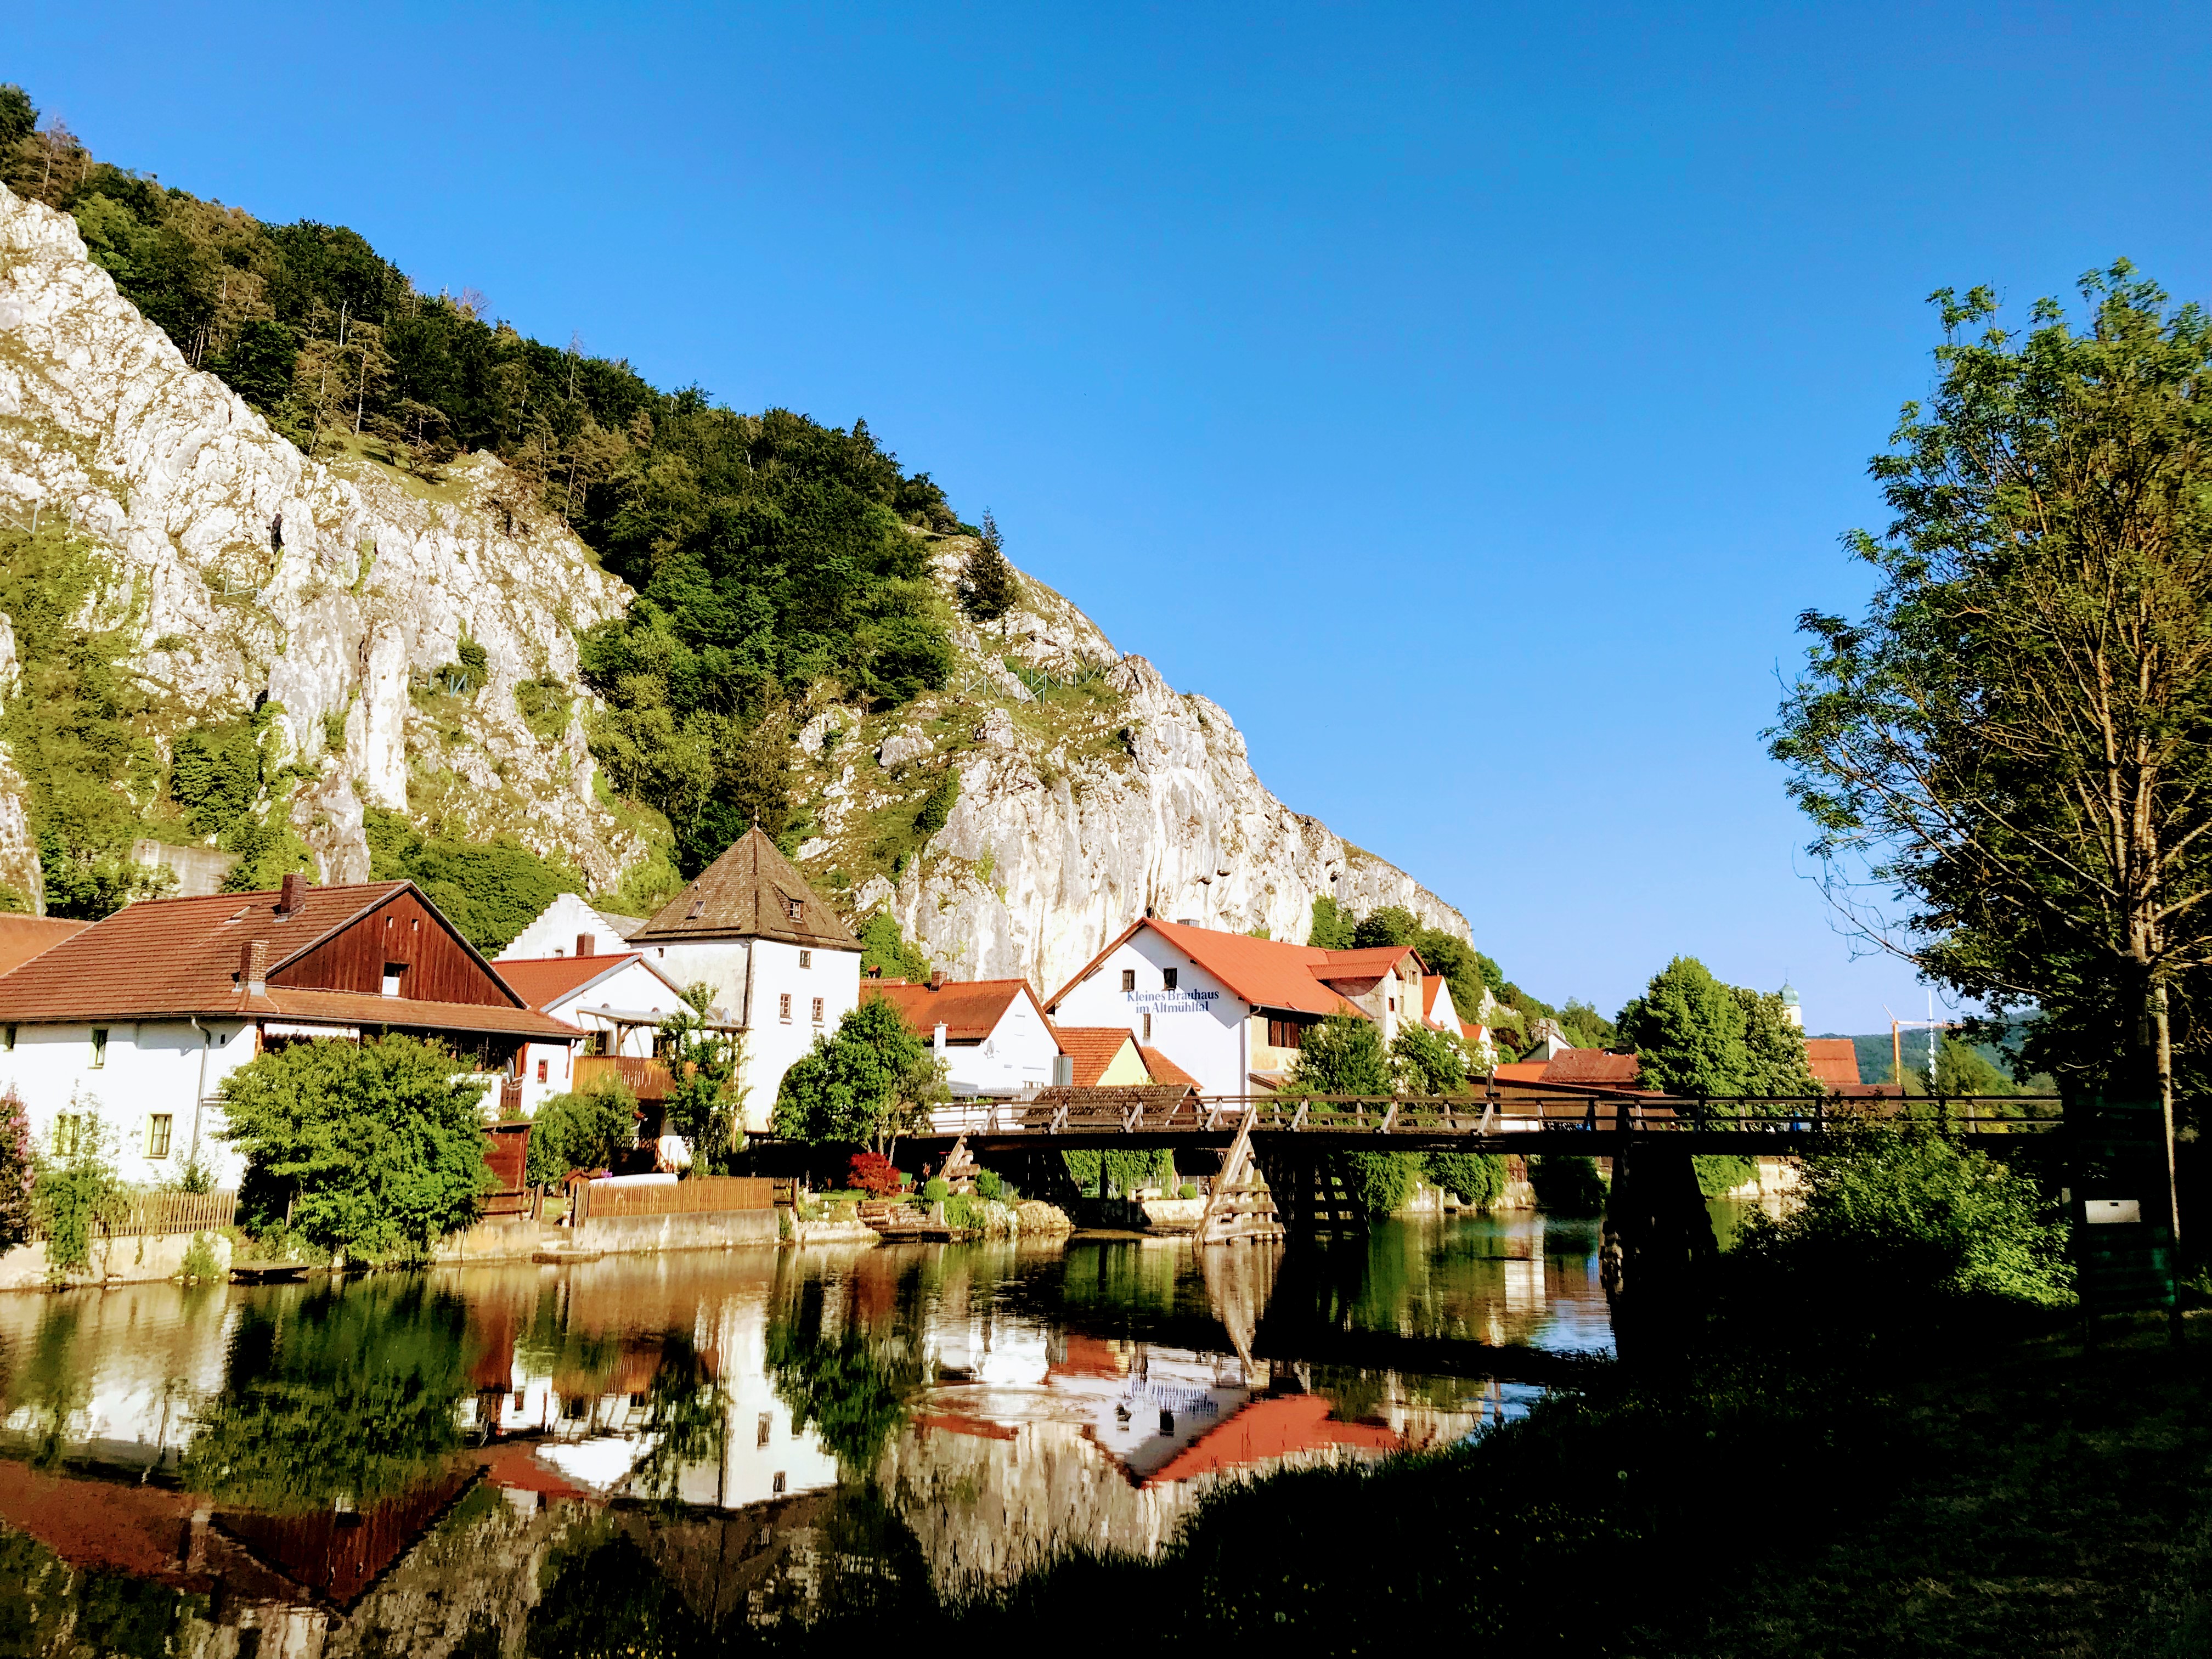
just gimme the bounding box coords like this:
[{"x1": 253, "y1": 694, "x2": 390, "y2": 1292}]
[{"x1": 0, "y1": 1215, "x2": 1609, "y2": 1648}]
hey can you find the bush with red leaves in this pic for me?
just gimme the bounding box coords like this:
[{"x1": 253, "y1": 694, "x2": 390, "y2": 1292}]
[{"x1": 848, "y1": 1152, "x2": 904, "y2": 1197}]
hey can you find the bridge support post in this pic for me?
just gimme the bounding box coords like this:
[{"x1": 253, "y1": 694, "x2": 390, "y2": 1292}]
[{"x1": 1602, "y1": 1146, "x2": 1715, "y2": 1360}]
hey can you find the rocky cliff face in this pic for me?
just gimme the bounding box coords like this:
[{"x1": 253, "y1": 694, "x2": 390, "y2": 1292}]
[
  {"x1": 0, "y1": 184, "x2": 639, "y2": 896},
  {"x1": 794, "y1": 545, "x2": 1469, "y2": 993},
  {"x1": 0, "y1": 180, "x2": 1466, "y2": 982}
]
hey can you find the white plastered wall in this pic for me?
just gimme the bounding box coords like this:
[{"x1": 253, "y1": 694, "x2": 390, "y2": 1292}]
[
  {"x1": 940, "y1": 995, "x2": 1062, "y2": 1096},
  {"x1": 1049, "y1": 929, "x2": 1250, "y2": 1098},
  {"x1": 2, "y1": 1020, "x2": 259, "y2": 1187},
  {"x1": 496, "y1": 894, "x2": 636, "y2": 961}
]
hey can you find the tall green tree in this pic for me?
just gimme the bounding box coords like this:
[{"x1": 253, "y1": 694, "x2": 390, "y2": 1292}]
[
  {"x1": 220, "y1": 1035, "x2": 492, "y2": 1258},
  {"x1": 1307, "y1": 895, "x2": 1356, "y2": 950},
  {"x1": 857, "y1": 911, "x2": 930, "y2": 981},
  {"x1": 1770, "y1": 263, "x2": 2212, "y2": 1131},
  {"x1": 1389, "y1": 1024, "x2": 1470, "y2": 1094},
  {"x1": 661, "y1": 987, "x2": 748, "y2": 1171},
  {"x1": 956, "y1": 510, "x2": 1020, "y2": 623},
  {"x1": 1615, "y1": 957, "x2": 1753, "y2": 1097},
  {"x1": 1351, "y1": 905, "x2": 1421, "y2": 948},
  {"x1": 775, "y1": 997, "x2": 947, "y2": 1154}
]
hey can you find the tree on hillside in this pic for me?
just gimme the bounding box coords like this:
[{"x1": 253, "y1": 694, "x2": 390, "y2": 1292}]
[
  {"x1": 221, "y1": 1036, "x2": 491, "y2": 1259},
  {"x1": 957, "y1": 511, "x2": 1020, "y2": 623},
  {"x1": 1770, "y1": 263, "x2": 2212, "y2": 1137},
  {"x1": 1558, "y1": 998, "x2": 1618, "y2": 1050},
  {"x1": 775, "y1": 998, "x2": 948, "y2": 1155},
  {"x1": 859, "y1": 911, "x2": 930, "y2": 981},
  {"x1": 1307, "y1": 895, "x2": 1356, "y2": 950},
  {"x1": 1352, "y1": 905, "x2": 1420, "y2": 948}
]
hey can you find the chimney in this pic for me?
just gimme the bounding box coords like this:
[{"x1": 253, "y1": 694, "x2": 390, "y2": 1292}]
[
  {"x1": 929, "y1": 969, "x2": 945, "y2": 991},
  {"x1": 276, "y1": 871, "x2": 305, "y2": 916},
  {"x1": 241, "y1": 939, "x2": 269, "y2": 996},
  {"x1": 577, "y1": 933, "x2": 594, "y2": 958}
]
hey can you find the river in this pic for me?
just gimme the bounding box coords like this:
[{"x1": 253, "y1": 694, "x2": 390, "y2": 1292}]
[{"x1": 0, "y1": 1215, "x2": 1615, "y2": 1650}]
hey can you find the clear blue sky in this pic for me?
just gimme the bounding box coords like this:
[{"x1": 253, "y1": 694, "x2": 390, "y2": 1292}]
[{"x1": 13, "y1": 3, "x2": 2209, "y2": 1035}]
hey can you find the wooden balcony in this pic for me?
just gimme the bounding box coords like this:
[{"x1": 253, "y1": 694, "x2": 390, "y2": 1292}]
[{"x1": 573, "y1": 1055, "x2": 675, "y2": 1102}]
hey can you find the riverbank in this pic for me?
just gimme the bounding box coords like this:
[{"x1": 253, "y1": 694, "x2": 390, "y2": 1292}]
[{"x1": 918, "y1": 1308, "x2": 2208, "y2": 1652}]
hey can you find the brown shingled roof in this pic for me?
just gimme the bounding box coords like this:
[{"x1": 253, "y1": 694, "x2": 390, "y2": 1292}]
[
  {"x1": 630, "y1": 828, "x2": 859, "y2": 951},
  {"x1": 0, "y1": 882, "x2": 574, "y2": 1040},
  {"x1": 865, "y1": 978, "x2": 1053, "y2": 1045},
  {"x1": 0, "y1": 916, "x2": 88, "y2": 978},
  {"x1": 1540, "y1": 1049, "x2": 1643, "y2": 1086}
]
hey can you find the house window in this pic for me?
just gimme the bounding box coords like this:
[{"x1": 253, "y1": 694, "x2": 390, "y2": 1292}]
[
  {"x1": 688, "y1": 900, "x2": 706, "y2": 919},
  {"x1": 381, "y1": 963, "x2": 407, "y2": 997},
  {"x1": 799, "y1": 950, "x2": 812, "y2": 969},
  {"x1": 811, "y1": 997, "x2": 824, "y2": 1024},
  {"x1": 1121, "y1": 969, "x2": 1136, "y2": 992},
  {"x1": 1143, "y1": 1012, "x2": 1153, "y2": 1042},
  {"x1": 779, "y1": 994, "x2": 792, "y2": 1022},
  {"x1": 758, "y1": 1413, "x2": 772, "y2": 1448},
  {"x1": 146, "y1": 1114, "x2": 173, "y2": 1160},
  {"x1": 1387, "y1": 997, "x2": 1396, "y2": 1013},
  {"x1": 1163, "y1": 968, "x2": 1178, "y2": 990},
  {"x1": 3, "y1": 1024, "x2": 13, "y2": 1051},
  {"x1": 90, "y1": 1029, "x2": 107, "y2": 1069},
  {"x1": 536, "y1": 1058, "x2": 549, "y2": 1084},
  {"x1": 772, "y1": 1471, "x2": 787, "y2": 1496},
  {"x1": 53, "y1": 1114, "x2": 80, "y2": 1156},
  {"x1": 1268, "y1": 1019, "x2": 1305, "y2": 1050},
  {"x1": 785, "y1": 898, "x2": 804, "y2": 922}
]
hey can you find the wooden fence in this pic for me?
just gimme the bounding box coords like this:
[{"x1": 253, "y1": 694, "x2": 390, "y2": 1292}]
[
  {"x1": 575, "y1": 1176, "x2": 775, "y2": 1222},
  {"x1": 573, "y1": 1056, "x2": 675, "y2": 1102},
  {"x1": 30, "y1": 1189, "x2": 241, "y2": 1240}
]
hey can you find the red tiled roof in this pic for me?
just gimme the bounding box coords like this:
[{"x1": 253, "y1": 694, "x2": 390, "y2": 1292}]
[
  {"x1": 1314, "y1": 945, "x2": 1422, "y2": 981},
  {"x1": 865, "y1": 978, "x2": 1053, "y2": 1045},
  {"x1": 1491, "y1": 1061, "x2": 1550, "y2": 1083},
  {"x1": 1054, "y1": 1026, "x2": 1143, "y2": 1087},
  {"x1": 1138, "y1": 1046, "x2": 1200, "y2": 1089},
  {"x1": 1804, "y1": 1037, "x2": 1862, "y2": 1090},
  {"x1": 1460, "y1": 1021, "x2": 1487, "y2": 1046},
  {"x1": 0, "y1": 916, "x2": 88, "y2": 978},
  {"x1": 495, "y1": 952, "x2": 674, "y2": 1012},
  {"x1": 1044, "y1": 918, "x2": 1364, "y2": 1019},
  {"x1": 0, "y1": 882, "x2": 574, "y2": 1039},
  {"x1": 1541, "y1": 1049, "x2": 1642, "y2": 1086}
]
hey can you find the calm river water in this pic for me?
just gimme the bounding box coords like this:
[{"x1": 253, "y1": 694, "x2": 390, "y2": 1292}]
[{"x1": 0, "y1": 1216, "x2": 1613, "y2": 1650}]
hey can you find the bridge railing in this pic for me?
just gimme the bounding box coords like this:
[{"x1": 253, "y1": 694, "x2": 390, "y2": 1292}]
[{"x1": 913, "y1": 1090, "x2": 2060, "y2": 1138}]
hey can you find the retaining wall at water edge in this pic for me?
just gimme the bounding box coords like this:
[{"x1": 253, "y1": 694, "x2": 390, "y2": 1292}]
[
  {"x1": 0, "y1": 1228, "x2": 232, "y2": 1291},
  {"x1": 436, "y1": 1206, "x2": 779, "y2": 1265}
]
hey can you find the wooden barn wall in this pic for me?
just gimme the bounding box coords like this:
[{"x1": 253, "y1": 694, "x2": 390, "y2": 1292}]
[{"x1": 272, "y1": 891, "x2": 515, "y2": 1006}]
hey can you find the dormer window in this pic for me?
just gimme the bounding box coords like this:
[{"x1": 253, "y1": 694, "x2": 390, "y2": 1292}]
[{"x1": 785, "y1": 898, "x2": 804, "y2": 922}]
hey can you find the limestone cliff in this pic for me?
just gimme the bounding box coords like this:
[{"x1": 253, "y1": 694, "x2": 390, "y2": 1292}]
[
  {"x1": 0, "y1": 184, "x2": 639, "y2": 895},
  {"x1": 0, "y1": 179, "x2": 1466, "y2": 985},
  {"x1": 793, "y1": 543, "x2": 1469, "y2": 994}
]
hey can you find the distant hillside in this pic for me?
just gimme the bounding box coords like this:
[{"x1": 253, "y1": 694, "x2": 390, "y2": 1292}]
[{"x1": 1812, "y1": 1030, "x2": 2049, "y2": 1092}]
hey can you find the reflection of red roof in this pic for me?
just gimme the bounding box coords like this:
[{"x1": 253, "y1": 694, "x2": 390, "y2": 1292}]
[
  {"x1": 1056, "y1": 1026, "x2": 1143, "y2": 1086},
  {"x1": 216, "y1": 1465, "x2": 476, "y2": 1609},
  {"x1": 1138, "y1": 1046, "x2": 1200, "y2": 1089},
  {"x1": 1052, "y1": 1333, "x2": 1128, "y2": 1379},
  {"x1": 1145, "y1": 1395, "x2": 1399, "y2": 1486},
  {"x1": 866, "y1": 978, "x2": 1054, "y2": 1044},
  {"x1": 482, "y1": 1441, "x2": 606, "y2": 1504},
  {"x1": 1045, "y1": 919, "x2": 1365, "y2": 1020},
  {"x1": 1804, "y1": 1037, "x2": 1861, "y2": 1089},
  {"x1": 1541, "y1": 1049, "x2": 1641, "y2": 1086},
  {"x1": 0, "y1": 1457, "x2": 201, "y2": 1584},
  {"x1": 0, "y1": 915, "x2": 89, "y2": 978},
  {"x1": 914, "y1": 1412, "x2": 1018, "y2": 1442}
]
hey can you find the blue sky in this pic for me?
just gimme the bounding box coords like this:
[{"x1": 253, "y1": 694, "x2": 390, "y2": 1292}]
[{"x1": 13, "y1": 3, "x2": 2209, "y2": 1034}]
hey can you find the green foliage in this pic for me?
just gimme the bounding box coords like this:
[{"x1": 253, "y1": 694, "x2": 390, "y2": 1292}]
[
  {"x1": 0, "y1": 1086, "x2": 33, "y2": 1251},
  {"x1": 1062, "y1": 1147, "x2": 1173, "y2": 1198},
  {"x1": 764, "y1": 1303, "x2": 922, "y2": 1468},
  {"x1": 0, "y1": 524, "x2": 169, "y2": 918},
  {"x1": 1694, "y1": 1154, "x2": 1757, "y2": 1196},
  {"x1": 1424, "y1": 1149, "x2": 1508, "y2": 1208},
  {"x1": 1342, "y1": 1150, "x2": 1424, "y2": 1218},
  {"x1": 859, "y1": 910, "x2": 930, "y2": 980},
  {"x1": 1351, "y1": 905, "x2": 1420, "y2": 948},
  {"x1": 659, "y1": 996, "x2": 747, "y2": 1171},
  {"x1": 219, "y1": 1034, "x2": 493, "y2": 1259},
  {"x1": 913, "y1": 769, "x2": 960, "y2": 838},
  {"x1": 1528, "y1": 1154, "x2": 1607, "y2": 1215},
  {"x1": 1768, "y1": 263, "x2": 2212, "y2": 1105},
  {"x1": 1286, "y1": 1013, "x2": 1392, "y2": 1096},
  {"x1": 1733, "y1": 1128, "x2": 2072, "y2": 1310},
  {"x1": 364, "y1": 807, "x2": 582, "y2": 952},
  {"x1": 1932, "y1": 1034, "x2": 2016, "y2": 1096},
  {"x1": 1390, "y1": 1023, "x2": 1470, "y2": 1094},
  {"x1": 218, "y1": 822, "x2": 316, "y2": 893},
  {"x1": 0, "y1": 84, "x2": 36, "y2": 152},
  {"x1": 1615, "y1": 956, "x2": 1816, "y2": 1100},
  {"x1": 957, "y1": 511, "x2": 1021, "y2": 622},
  {"x1": 178, "y1": 1231, "x2": 224, "y2": 1279},
  {"x1": 1558, "y1": 997, "x2": 1618, "y2": 1050},
  {"x1": 922, "y1": 1176, "x2": 951, "y2": 1202},
  {"x1": 1412, "y1": 929, "x2": 1489, "y2": 1029},
  {"x1": 1307, "y1": 894, "x2": 1355, "y2": 950},
  {"x1": 514, "y1": 675, "x2": 571, "y2": 741},
  {"x1": 525, "y1": 1079, "x2": 640, "y2": 1184},
  {"x1": 974, "y1": 1168, "x2": 1013, "y2": 1202},
  {"x1": 775, "y1": 997, "x2": 947, "y2": 1151},
  {"x1": 31, "y1": 1099, "x2": 124, "y2": 1281},
  {"x1": 179, "y1": 1279, "x2": 471, "y2": 1509},
  {"x1": 169, "y1": 710, "x2": 270, "y2": 836}
]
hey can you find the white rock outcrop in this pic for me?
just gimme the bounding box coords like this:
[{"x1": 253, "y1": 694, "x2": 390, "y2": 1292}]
[{"x1": 0, "y1": 185, "x2": 638, "y2": 889}]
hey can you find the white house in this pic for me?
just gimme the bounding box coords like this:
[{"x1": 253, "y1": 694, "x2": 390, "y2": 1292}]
[
  {"x1": 495, "y1": 894, "x2": 646, "y2": 962},
  {"x1": 493, "y1": 950, "x2": 693, "y2": 1114},
  {"x1": 865, "y1": 974, "x2": 1064, "y2": 1096},
  {"x1": 1045, "y1": 918, "x2": 1392, "y2": 1098},
  {"x1": 624, "y1": 828, "x2": 861, "y2": 1132},
  {"x1": 0, "y1": 874, "x2": 580, "y2": 1188}
]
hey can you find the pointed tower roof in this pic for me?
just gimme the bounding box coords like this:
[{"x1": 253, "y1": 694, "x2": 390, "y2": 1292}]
[{"x1": 630, "y1": 827, "x2": 861, "y2": 951}]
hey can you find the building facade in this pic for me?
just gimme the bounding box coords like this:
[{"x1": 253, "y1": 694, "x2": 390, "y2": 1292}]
[
  {"x1": 865, "y1": 975, "x2": 1064, "y2": 1097},
  {"x1": 625, "y1": 829, "x2": 862, "y2": 1131},
  {"x1": 495, "y1": 894, "x2": 646, "y2": 962},
  {"x1": 494, "y1": 951, "x2": 695, "y2": 1114}
]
